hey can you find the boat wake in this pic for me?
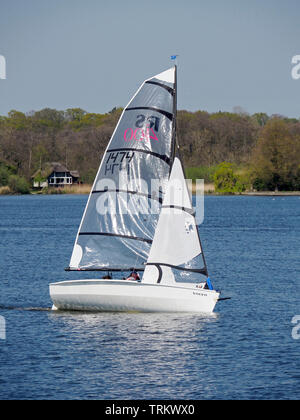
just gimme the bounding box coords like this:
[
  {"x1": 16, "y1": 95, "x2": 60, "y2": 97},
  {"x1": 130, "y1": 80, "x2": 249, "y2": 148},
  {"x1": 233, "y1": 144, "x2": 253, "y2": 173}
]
[{"x1": 0, "y1": 304, "x2": 52, "y2": 312}]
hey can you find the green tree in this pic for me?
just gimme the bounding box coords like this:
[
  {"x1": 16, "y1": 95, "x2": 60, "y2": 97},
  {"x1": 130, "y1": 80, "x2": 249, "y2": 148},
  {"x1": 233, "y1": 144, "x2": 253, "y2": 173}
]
[
  {"x1": 0, "y1": 166, "x2": 9, "y2": 186},
  {"x1": 214, "y1": 162, "x2": 246, "y2": 193},
  {"x1": 252, "y1": 113, "x2": 269, "y2": 127},
  {"x1": 251, "y1": 119, "x2": 300, "y2": 191},
  {"x1": 8, "y1": 175, "x2": 30, "y2": 194},
  {"x1": 65, "y1": 108, "x2": 86, "y2": 122},
  {"x1": 33, "y1": 108, "x2": 65, "y2": 129},
  {"x1": 6, "y1": 110, "x2": 28, "y2": 130}
]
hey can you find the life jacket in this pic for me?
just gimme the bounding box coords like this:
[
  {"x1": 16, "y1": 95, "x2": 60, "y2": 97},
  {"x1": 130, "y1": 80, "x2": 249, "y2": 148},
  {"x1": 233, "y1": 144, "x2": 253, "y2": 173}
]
[{"x1": 127, "y1": 272, "x2": 140, "y2": 281}]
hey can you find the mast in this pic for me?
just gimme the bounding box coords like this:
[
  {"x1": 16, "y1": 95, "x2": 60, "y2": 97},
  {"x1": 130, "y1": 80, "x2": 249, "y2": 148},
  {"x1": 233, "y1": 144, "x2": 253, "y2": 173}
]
[
  {"x1": 171, "y1": 65, "x2": 178, "y2": 167},
  {"x1": 170, "y1": 65, "x2": 210, "y2": 279},
  {"x1": 175, "y1": 64, "x2": 209, "y2": 278}
]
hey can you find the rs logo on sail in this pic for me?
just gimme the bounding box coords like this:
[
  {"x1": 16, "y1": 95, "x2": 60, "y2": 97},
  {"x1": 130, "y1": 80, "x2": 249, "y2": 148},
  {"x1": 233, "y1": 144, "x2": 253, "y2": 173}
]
[
  {"x1": 124, "y1": 114, "x2": 160, "y2": 143},
  {"x1": 136, "y1": 115, "x2": 160, "y2": 131}
]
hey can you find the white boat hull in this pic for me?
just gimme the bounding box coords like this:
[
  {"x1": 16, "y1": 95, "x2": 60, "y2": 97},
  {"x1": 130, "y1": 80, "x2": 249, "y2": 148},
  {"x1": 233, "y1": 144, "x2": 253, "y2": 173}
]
[{"x1": 49, "y1": 280, "x2": 220, "y2": 313}]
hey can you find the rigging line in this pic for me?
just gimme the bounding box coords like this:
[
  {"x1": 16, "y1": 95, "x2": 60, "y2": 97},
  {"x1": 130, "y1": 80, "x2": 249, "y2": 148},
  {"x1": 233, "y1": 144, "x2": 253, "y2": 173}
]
[
  {"x1": 78, "y1": 232, "x2": 153, "y2": 244},
  {"x1": 91, "y1": 189, "x2": 163, "y2": 204}
]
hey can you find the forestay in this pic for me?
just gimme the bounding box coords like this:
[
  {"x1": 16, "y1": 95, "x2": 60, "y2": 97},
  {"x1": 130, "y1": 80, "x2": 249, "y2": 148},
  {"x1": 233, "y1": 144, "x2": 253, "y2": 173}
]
[{"x1": 68, "y1": 68, "x2": 176, "y2": 271}]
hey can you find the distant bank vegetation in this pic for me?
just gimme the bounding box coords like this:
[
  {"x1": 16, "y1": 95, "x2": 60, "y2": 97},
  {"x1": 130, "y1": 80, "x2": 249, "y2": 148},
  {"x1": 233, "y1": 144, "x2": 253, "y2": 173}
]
[{"x1": 0, "y1": 107, "x2": 299, "y2": 194}]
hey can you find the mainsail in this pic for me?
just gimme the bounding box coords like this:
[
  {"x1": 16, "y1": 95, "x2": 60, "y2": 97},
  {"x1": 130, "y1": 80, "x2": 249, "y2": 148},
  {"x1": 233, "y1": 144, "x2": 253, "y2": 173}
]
[
  {"x1": 142, "y1": 157, "x2": 208, "y2": 284},
  {"x1": 68, "y1": 68, "x2": 177, "y2": 271}
]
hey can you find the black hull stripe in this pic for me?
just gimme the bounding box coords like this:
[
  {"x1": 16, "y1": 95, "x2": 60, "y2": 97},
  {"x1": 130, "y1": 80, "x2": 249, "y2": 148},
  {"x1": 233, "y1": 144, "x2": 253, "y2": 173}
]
[
  {"x1": 92, "y1": 189, "x2": 163, "y2": 204},
  {"x1": 65, "y1": 267, "x2": 145, "y2": 272},
  {"x1": 145, "y1": 80, "x2": 174, "y2": 95},
  {"x1": 147, "y1": 263, "x2": 163, "y2": 284},
  {"x1": 126, "y1": 107, "x2": 173, "y2": 121},
  {"x1": 79, "y1": 232, "x2": 152, "y2": 244},
  {"x1": 107, "y1": 148, "x2": 171, "y2": 165}
]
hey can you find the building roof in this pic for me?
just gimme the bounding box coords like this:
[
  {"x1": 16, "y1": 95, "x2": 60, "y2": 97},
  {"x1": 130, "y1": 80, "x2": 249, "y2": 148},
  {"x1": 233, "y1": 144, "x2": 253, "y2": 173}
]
[
  {"x1": 49, "y1": 162, "x2": 69, "y2": 173},
  {"x1": 32, "y1": 162, "x2": 80, "y2": 180},
  {"x1": 70, "y1": 170, "x2": 80, "y2": 178}
]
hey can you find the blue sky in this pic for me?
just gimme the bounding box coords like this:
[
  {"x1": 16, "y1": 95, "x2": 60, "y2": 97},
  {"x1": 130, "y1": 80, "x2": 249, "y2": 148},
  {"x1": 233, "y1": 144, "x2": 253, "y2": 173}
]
[{"x1": 0, "y1": 0, "x2": 299, "y2": 117}]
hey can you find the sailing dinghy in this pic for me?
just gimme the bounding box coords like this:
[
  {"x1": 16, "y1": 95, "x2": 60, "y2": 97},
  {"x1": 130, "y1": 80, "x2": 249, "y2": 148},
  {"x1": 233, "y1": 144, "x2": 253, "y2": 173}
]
[{"x1": 49, "y1": 66, "x2": 220, "y2": 313}]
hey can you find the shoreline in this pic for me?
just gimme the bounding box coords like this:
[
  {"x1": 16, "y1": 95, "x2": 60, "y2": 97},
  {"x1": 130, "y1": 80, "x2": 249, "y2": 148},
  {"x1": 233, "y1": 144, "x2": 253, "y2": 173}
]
[
  {"x1": 241, "y1": 191, "x2": 300, "y2": 196},
  {"x1": 197, "y1": 191, "x2": 300, "y2": 196},
  {"x1": 1, "y1": 184, "x2": 300, "y2": 197}
]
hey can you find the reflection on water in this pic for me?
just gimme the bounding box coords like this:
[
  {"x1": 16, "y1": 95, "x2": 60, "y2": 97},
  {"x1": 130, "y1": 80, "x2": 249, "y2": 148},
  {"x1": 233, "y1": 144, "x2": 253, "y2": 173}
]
[
  {"x1": 46, "y1": 311, "x2": 219, "y2": 399},
  {"x1": 0, "y1": 305, "x2": 51, "y2": 312}
]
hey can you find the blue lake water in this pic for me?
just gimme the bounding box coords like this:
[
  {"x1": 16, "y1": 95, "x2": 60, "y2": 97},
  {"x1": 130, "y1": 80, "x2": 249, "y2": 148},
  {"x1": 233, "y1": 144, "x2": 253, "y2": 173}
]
[{"x1": 0, "y1": 194, "x2": 299, "y2": 400}]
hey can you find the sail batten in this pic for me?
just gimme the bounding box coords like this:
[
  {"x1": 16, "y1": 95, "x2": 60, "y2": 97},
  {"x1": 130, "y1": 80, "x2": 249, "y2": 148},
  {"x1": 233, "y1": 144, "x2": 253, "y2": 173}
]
[
  {"x1": 145, "y1": 80, "x2": 174, "y2": 95},
  {"x1": 79, "y1": 232, "x2": 153, "y2": 244},
  {"x1": 161, "y1": 205, "x2": 195, "y2": 216},
  {"x1": 106, "y1": 148, "x2": 171, "y2": 165},
  {"x1": 126, "y1": 107, "x2": 173, "y2": 121},
  {"x1": 91, "y1": 189, "x2": 164, "y2": 204}
]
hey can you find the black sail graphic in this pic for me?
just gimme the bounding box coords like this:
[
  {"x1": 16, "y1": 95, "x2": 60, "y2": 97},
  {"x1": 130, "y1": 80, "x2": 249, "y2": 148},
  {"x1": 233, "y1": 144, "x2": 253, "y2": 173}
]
[{"x1": 68, "y1": 68, "x2": 176, "y2": 271}]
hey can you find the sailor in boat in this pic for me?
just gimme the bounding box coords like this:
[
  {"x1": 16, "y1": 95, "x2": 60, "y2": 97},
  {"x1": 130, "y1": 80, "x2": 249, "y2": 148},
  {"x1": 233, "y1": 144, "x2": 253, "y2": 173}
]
[{"x1": 126, "y1": 270, "x2": 140, "y2": 282}]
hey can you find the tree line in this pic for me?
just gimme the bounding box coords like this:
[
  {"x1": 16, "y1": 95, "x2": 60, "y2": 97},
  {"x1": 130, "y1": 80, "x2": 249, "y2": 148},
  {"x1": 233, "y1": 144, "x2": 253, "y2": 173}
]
[{"x1": 0, "y1": 107, "x2": 299, "y2": 193}]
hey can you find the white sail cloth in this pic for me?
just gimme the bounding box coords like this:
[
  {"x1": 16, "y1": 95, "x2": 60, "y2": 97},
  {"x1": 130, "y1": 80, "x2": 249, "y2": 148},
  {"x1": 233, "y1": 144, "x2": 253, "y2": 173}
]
[
  {"x1": 69, "y1": 68, "x2": 176, "y2": 271},
  {"x1": 142, "y1": 157, "x2": 202, "y2": 284}
]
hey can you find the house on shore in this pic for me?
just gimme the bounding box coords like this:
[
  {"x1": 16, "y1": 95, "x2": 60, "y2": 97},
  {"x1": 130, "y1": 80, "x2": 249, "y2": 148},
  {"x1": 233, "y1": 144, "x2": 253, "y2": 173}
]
[{"x1": 32, "y1": 162, "x2": 80, "y2": 188}]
